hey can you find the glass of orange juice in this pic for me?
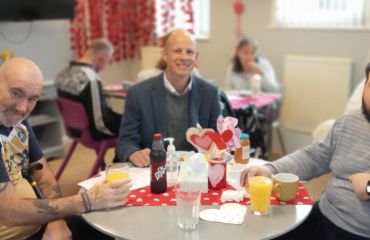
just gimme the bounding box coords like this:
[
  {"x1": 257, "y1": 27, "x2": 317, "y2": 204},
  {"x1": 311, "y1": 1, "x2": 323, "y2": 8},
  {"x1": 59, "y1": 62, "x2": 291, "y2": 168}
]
[
  {"x1": 106, "y1": 163, "x2": 129, "y2": 183},
  {"x1": 248, "y1": 176, "x2": 273, "y2": 216}
]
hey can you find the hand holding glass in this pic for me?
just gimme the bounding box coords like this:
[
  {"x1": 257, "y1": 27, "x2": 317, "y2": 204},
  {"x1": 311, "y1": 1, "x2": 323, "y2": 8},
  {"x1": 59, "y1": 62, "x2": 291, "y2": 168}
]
[{"x1": 106, "y1": 163, "x2": 129, "y2": 183}]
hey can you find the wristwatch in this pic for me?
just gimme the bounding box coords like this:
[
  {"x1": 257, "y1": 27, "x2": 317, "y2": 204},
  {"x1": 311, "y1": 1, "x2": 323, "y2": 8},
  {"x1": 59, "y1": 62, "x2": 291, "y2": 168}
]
[{"x1": 366, "y1": 180, "x2": 370, "y2": 196}]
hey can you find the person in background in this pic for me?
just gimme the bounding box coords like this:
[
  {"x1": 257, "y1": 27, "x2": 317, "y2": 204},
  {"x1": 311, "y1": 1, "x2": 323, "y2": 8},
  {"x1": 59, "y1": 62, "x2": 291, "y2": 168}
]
[
  {"x1": 225, "y1": 36, "x2": 280, "y2": 93},
  {"x1": 56, "y1": 38, "x2": 121, "y2": 140},
  {"x1": 0, "y1": 57, "x2": 131, "y2": 240},
  {"x1": 240, "y1": 62, "x2": 370, "y2": 240},
  {"x1": 116, "y1": 29, "x2": 221, "y2": 167}
]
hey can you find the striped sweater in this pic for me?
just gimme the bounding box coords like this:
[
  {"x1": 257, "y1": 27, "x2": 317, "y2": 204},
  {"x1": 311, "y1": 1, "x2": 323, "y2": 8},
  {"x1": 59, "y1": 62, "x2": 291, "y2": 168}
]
[{"x1": 267, "y1": 110, "x2": 370, "y2": 237}]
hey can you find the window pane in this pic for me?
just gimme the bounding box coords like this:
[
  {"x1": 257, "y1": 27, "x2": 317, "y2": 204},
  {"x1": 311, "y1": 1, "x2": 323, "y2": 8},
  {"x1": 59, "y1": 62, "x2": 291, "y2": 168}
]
[{"x1": 274, "y1": 0, "x2": 366, "y2": 28}]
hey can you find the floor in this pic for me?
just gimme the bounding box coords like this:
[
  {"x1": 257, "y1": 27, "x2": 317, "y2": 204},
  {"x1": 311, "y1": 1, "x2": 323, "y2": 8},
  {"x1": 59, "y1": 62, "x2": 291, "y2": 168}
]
[
  {"x1": 48, "y1": 142, "x2": 116, "y2": 196},
  {"x1": 48, "y1": 142, "x2": 331, "y2": 201}
]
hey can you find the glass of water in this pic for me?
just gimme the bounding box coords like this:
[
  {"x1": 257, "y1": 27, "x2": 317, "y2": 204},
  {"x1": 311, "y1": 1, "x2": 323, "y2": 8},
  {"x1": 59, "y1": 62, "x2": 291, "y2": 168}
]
[{"x1": 176, "y1": 184, "x2": 201, "y2": 230}]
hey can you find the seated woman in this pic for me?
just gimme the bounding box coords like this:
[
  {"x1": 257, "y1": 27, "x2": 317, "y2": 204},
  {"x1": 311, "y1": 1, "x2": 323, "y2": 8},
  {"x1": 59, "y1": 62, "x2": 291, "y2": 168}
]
[{"x1": 225, "y1": 36, "x2": 280, "y2": 93}]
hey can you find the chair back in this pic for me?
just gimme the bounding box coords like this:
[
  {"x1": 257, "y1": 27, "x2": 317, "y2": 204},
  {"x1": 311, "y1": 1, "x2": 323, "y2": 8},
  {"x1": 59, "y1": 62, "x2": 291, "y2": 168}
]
[
  {"x1": 56, "y1": 97, "x2": 116, "y2": 179},
  {"x1": 57, "y1": 98, "x2": 89, "y2": 132},
  {"x1": 57, "y1": 97, "x2": 102, "y2": 149}
]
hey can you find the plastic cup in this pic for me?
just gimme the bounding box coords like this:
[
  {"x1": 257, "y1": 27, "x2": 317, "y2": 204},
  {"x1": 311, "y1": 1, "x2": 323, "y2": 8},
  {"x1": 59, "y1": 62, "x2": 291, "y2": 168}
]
[{"x1": 176, "y1": 184, "x2": 201, "y2": 230}]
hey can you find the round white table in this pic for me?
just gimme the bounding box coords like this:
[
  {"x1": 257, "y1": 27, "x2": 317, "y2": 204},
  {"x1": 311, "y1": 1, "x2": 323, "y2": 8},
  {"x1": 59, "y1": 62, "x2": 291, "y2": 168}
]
[
  {"x1": 81, "y1": 158, "x2": 312, "y2": 239},
  {"x1": 83, "y1": 204, "x2": 312, "y2": 240}
]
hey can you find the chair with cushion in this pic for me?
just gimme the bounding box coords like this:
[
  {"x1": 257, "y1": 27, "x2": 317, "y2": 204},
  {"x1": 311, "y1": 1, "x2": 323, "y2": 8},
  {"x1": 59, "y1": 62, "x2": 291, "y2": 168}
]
[{"x1": 55, "y1": 97, "x2": 117, "y2": 180}]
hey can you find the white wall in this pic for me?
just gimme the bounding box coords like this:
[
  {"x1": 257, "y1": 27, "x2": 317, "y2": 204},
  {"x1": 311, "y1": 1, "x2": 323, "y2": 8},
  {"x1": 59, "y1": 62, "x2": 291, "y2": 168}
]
[
  {"x1": 240, "y1": 0, "x2": 370, "y2": 93},
  {"x1": 0, "y1": 20, "x2": 72, "y2": 82}
]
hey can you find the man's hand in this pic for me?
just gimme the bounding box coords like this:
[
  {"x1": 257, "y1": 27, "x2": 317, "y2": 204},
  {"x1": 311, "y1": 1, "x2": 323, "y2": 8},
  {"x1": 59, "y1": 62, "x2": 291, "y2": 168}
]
[
  {"x1": 87, "y1": 178, "x2": 132, "y2": 211},
  {"x1": 129, "y1": 149, "x2": 150, "y2": 168},
  {"x1": 240, "y1": 166, "x2": 272, "y2": 187},
  {"x1": 349, "y1": 172, "x2": 370, "y2": 201},
  {"x1": 42, "y1": 220, "x2": 71, "y2": 240}
]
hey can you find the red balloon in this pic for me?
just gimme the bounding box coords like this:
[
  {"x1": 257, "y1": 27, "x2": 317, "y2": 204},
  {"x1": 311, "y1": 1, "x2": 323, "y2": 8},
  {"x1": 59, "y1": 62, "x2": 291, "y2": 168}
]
[{"x1": 233, "y1": 0, "x2": 244, "y2": 15}]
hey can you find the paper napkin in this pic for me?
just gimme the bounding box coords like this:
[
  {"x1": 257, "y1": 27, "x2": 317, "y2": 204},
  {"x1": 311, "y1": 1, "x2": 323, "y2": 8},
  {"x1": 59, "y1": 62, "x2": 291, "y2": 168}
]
[{"x1": 199, "y1": 203, "x2": 247, "y2": 224}]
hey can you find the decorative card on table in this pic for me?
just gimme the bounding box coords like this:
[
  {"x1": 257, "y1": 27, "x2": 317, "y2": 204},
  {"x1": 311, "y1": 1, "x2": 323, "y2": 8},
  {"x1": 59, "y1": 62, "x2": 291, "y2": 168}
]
[{"x1": 199, "y1": 203, "x2": 247, "y2": 224}]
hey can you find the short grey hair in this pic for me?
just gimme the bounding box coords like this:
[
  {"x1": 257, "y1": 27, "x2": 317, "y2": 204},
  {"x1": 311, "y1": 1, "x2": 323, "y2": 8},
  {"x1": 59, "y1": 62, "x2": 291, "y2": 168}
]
[{"x1": 88, "y1": 38, "x2": 113, "y2": 53}]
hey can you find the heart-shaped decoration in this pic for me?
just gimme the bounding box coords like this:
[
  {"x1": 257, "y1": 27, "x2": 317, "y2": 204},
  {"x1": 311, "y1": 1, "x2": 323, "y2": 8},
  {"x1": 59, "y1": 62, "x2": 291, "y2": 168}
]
[
  {"x1": 221, "y1": 129, "x2": 233, "y2": 143},
  {"x1": 206, "y1": 131, "x2": 227, "y2": 150},
  {"x1": 208, "y1": 164, "x2": 225, "y2": 188},
  {"x1": 186, "y1": 128, "x2": 215, "y2": 152},
  {"x1": 199, "y1": 203, "x2": 246, "y2": 224},
  {"x1": 190, "y1": 134, "x2": 213, "y2": 151}
]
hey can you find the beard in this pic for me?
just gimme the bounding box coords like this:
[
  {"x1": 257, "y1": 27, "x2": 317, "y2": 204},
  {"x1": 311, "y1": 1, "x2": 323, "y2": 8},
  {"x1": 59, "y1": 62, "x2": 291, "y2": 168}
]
[
  {"x1": 361, "y1": 98, "x2": 370, "y2": 123},
  {"x1": 0, "y1": 110, "x2": 27, "y2": 127}
]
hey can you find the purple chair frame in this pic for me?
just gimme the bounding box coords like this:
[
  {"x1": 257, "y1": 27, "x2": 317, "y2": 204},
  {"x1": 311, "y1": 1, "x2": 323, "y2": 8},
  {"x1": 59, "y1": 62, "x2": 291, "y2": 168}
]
[{"x1": 55, "y1": 98, "x2": 116, "y2": 179}]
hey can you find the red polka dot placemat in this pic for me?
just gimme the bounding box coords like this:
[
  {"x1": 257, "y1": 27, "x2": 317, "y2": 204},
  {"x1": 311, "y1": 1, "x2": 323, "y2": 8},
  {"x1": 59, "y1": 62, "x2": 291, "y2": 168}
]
[{"x1": 126, "y1": 183, "x2": 313, "y2": 207}]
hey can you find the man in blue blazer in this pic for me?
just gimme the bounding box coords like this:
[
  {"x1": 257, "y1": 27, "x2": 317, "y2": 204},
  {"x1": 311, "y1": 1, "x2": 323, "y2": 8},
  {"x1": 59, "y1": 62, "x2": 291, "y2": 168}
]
[{"x1": 116, "y1": 29, "x2": 221, "y2": 167}]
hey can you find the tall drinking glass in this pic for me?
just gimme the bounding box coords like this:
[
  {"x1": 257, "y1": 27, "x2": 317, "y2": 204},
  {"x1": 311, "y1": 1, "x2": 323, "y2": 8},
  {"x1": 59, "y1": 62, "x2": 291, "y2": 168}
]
[
  {"x1": 105, "y1": 163, "x2": 129, "y2": 183},
  {"x1": 248, "y1": 176, "x2": 273, "y2": 216},
  {"x1": 176, "y1": 184, "x2": 201, "y2": 230}
]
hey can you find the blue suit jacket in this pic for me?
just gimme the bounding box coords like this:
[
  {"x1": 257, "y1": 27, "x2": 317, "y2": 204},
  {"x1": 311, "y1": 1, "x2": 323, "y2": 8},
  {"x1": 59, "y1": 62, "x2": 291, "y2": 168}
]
[{"x1": 116, "y1": 73, "x2": 221, "y2": 162}]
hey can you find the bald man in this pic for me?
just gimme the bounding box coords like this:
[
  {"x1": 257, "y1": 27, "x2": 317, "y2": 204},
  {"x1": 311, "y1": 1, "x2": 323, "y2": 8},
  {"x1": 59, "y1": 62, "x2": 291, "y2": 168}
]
[
  {"x1": 116, "y1": 29, "x2": 221, "y2": 167},
  {"x1": 0, "y1": 58, "x2": 131, "y2": 239}
]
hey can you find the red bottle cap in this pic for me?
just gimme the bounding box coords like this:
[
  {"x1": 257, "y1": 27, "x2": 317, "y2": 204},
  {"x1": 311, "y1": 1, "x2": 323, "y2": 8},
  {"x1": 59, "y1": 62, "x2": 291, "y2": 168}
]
[{"x1": 153, "y1": 133, "x2": 162, "y2": 140}]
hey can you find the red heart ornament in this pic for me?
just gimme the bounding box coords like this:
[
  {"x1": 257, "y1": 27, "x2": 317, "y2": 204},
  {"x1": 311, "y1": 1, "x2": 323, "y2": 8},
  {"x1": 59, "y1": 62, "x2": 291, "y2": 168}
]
[
  {"x1": 206, "y1": 132, "x2": 227, "y2": 150},
  {"x1": 221, "y1": 129, "x2": 233, "y2": 143}
]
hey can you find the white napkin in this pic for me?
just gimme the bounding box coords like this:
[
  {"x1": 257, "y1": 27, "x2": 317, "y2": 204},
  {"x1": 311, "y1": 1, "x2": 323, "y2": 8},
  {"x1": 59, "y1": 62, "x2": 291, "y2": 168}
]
[
  {"x1": 78, "y1": 173, "x2": 106, "y2": 190},
  {"x1": 221, "y1": 189, "x2": 248, "y2": 202},
  {"x1": 199, "y1": 203, "x2": 247, "y2": 224},
  {"x1": 178, "y1": 153, "x2": 208, "y2": 193}
]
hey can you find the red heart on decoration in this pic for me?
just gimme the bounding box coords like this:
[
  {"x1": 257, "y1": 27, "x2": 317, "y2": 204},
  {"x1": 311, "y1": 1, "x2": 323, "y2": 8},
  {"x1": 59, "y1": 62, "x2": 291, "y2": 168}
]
[
  {"x1": 190, "y1": 132, "x2": 214, "y2": 151},
  {"x1": 206, "y1": 131, "x2": 227, "y2": 150},
  {"x1": 221, "y1": 129, "x2": 233, "y2": 143}
]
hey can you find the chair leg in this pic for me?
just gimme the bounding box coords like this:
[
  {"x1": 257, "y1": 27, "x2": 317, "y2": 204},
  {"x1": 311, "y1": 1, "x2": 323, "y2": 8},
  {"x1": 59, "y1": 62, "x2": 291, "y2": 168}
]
[
  {"x1": 55, "y1": 140, "x2": 78, "y2": 180},
  {"x1": 88, "y1": 143, "x2": 109, "y2": 178}
]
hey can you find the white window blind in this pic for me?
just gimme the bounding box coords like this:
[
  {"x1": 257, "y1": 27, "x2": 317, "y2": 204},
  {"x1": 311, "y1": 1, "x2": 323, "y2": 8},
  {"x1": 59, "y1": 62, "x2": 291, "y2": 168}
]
[{"x1": 274, "y1": 0, "x2": 368, "y2": 28}]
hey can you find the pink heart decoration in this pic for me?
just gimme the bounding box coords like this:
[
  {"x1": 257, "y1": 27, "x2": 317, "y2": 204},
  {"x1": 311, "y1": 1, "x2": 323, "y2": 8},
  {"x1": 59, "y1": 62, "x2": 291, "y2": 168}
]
[
  {"x1": 187, "y1": 128, "x2": 216, "y2": 152},
  {"x1": 190, "y1": 134, "x2": 213, "y2": 151},
  {"x1": 208, "y1": 164, "x2": 225, "y2": 188}
]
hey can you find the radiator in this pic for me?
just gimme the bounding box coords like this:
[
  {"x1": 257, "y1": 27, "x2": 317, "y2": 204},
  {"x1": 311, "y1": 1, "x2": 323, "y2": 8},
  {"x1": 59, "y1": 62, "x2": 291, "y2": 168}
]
[{"x1": 280, "y1": 55, "x2": 352, "y2": 152}]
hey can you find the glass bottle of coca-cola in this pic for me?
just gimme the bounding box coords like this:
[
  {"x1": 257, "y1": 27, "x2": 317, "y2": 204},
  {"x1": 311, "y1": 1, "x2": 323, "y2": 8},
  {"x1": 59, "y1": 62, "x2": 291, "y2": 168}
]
[{"x1": 150, "y1": 133, "x2": 167, "y2": 194}]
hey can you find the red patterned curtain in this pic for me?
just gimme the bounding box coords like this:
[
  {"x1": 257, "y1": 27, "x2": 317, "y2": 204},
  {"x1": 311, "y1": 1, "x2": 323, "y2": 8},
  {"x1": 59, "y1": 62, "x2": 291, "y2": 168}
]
[
  {"x1": 70, "y1": 0, "x2": 156, "y2": 61},
  {"x1": 158, "y1": 0, "x2": 194, "y2": 46},
  {"x1": 70, "y1": 0, "x2": 195, "y2": 61}
]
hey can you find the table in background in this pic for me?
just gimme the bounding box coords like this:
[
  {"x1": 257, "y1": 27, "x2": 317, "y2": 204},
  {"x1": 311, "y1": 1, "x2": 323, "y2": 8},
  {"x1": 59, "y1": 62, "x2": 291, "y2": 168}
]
[
  {"x1": 103, "y1": 83, "x2": 127, "y2": 100},
  {"x1": 227, "y1": 93, "x2": 282, "y2": 159}
]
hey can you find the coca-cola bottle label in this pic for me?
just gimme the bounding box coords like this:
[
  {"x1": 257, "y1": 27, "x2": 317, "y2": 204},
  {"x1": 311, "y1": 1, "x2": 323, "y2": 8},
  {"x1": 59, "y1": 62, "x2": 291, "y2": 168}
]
[{"x1": 151, "y1": 161, "x2": 166, "y2": 182}]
